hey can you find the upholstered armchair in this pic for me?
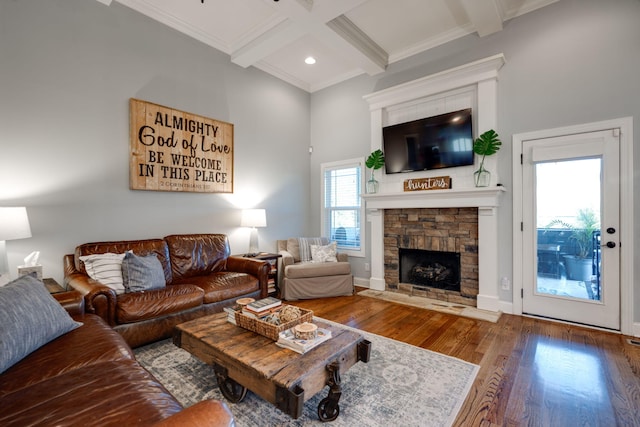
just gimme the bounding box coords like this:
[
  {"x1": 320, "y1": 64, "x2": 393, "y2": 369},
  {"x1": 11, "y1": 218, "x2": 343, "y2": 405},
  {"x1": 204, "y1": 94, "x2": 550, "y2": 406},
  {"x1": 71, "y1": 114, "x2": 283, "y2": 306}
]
[{"x1": 276, "y1": 237, "x2": 354, "y2": 300}]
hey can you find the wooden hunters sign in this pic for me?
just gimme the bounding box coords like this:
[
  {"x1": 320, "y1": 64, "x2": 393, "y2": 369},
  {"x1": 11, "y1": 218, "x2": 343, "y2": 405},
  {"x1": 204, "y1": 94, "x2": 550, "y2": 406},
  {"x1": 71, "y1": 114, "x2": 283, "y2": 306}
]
[
  {"x1": 403, "y1": 176, "x2": 451, "y2": 192},
  {"x1": 129, "y1": 98, "x2": 233, "y2": 193}
]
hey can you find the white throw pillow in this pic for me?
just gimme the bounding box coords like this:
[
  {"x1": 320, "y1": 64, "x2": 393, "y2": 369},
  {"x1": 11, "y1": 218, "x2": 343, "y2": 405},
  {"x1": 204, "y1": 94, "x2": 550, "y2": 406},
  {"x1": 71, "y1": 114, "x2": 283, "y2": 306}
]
[
  {"x1": 298, "y1": 237, "x2": 327, "y2": 262},
  {"x1": 79, "y1": 252, "x2": 126, "y2": 294},
  {"x1": 310, "y1": 242, "x2": 338, "y2": 263}
]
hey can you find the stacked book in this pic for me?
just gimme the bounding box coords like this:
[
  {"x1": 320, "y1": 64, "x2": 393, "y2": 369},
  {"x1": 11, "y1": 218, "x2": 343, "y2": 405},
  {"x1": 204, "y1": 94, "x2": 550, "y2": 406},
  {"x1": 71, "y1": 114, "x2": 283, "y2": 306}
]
[
  {"x1": 241, "y1": 297, "x2": 282, "y2": 319},
  {"x1": 223, "y1": 304, "x2": 241, "y2": 325},
  {"x1": 246, "y1": 296, "x2": 282, "y2": 312},
  {"x1": 225, "y1": 297, "x2": 283, "y2": 324},
  {"x1": 276, "y1": 326, "x2": 332, "y2": 354}
]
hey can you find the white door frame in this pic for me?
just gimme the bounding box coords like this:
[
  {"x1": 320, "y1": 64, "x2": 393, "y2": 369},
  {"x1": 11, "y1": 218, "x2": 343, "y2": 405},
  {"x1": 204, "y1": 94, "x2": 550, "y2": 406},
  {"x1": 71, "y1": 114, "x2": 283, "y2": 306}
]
[{"x1": 512, "y1": 117, "x2": 634, "y2": 336}]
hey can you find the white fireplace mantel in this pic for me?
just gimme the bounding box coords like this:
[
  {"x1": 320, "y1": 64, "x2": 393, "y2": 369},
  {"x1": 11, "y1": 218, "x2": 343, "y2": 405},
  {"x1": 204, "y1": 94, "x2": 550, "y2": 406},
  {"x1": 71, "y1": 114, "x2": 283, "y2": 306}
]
[
  {"x1": 365, "y1": 187, "x2": 506, "y2": 313},
  {"x1": 362, "y1": 186, "x2": 505, "y2": 210},
  {"x1": 363, "y1": 54, "x2": 506, "y2": 313}
]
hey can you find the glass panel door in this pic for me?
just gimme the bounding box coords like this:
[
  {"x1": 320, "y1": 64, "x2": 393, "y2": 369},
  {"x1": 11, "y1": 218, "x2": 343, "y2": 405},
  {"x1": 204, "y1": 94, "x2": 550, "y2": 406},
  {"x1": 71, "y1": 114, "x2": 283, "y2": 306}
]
[
  {"x1": 535, "y1": 159, "x2": 601, "y2": 301},
  {"x1": 522, "y1": 129, "x2": 619, "y2": 330}
]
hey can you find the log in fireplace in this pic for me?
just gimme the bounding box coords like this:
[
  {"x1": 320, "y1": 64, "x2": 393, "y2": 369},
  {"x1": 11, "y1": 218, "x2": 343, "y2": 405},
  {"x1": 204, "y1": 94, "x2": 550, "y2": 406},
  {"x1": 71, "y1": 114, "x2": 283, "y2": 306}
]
[{"x1": 399, "y1": 248, "x2": 461, "y2": 292}]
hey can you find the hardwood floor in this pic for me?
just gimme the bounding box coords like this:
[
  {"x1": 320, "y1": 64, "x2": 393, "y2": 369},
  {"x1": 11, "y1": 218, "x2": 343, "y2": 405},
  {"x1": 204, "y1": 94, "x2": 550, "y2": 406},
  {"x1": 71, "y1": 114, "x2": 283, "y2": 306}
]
[{"x1": 288, "y1": 288, "x2": 640, "y2": 426}]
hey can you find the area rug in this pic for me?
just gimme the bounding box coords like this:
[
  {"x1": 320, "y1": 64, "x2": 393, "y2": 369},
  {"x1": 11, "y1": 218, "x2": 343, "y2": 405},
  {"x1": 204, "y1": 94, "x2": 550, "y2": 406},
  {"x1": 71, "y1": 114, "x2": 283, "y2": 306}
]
[
  {"x1": 135, "y1": 320, "x2": 478, "y2": 427},
  {"x1": 358, "y1": 289, "x2": 501, "y2": 323}
]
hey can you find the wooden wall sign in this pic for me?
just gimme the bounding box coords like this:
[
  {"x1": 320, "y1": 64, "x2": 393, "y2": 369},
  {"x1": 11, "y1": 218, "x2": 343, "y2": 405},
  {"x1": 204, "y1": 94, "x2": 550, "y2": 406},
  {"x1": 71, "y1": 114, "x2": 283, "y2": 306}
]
[
  {"x1": 403, "y1": 176, "x2": 451, "y2": 192},
  {"x1": 129, "y1": 98, "x2": 233, "y2": 193}
]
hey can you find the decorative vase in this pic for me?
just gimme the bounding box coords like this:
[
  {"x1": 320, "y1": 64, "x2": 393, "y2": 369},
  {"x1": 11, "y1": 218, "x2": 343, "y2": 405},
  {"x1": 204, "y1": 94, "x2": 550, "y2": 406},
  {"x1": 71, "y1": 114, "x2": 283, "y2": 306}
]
[
  {"x1": 366, "y1": 170, "x2": 379, "y2": 194},
  {"x1": 474, "y1": 166, "x2": 491, "y2": 187}
]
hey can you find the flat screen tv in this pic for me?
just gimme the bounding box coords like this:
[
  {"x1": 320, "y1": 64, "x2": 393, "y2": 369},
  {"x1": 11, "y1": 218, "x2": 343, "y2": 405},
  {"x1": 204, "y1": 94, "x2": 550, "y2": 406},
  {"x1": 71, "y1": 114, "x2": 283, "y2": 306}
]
[{"x1": 382, "y1": 108, "x2": 474, "y2": 174}]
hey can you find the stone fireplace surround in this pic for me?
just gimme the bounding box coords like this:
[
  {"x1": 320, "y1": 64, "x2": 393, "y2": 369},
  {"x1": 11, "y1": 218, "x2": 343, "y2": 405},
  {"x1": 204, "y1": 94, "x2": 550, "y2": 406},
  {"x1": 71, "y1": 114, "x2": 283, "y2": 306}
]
[
  {"x1": 362, "y1": 54, "x2": 506, "y2": 313},
  {"x1": 364, "y1": 188, "x2": 505, "y2": 311},
  {"x1": 386, "y1": 207, "x2": 477, "y2": 306}
]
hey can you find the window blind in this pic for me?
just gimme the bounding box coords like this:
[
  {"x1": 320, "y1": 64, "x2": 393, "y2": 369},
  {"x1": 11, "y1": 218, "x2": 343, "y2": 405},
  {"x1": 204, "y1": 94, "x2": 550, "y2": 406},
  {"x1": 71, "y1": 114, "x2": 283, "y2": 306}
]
[{"x1": 322, "y1": 164, "x2": 361, "y2": 250}]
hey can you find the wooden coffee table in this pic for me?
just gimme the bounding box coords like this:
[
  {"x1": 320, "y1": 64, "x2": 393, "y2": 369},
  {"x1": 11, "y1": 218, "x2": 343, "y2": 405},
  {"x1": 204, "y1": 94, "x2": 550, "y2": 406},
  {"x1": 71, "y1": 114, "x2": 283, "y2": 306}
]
[{"x1": 173, "y1": 312, "x2": 371, "y2": 421}]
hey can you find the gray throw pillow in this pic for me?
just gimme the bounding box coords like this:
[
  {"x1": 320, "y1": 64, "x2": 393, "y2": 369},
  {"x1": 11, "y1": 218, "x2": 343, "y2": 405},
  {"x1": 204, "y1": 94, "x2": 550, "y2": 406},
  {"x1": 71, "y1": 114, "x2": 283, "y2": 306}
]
[
  {"x1": 0, "y1": 274, "x2": 81, "y2": 374},
  {"x1": 121, "y1": 252, "x2": 166, "y2": 292}
]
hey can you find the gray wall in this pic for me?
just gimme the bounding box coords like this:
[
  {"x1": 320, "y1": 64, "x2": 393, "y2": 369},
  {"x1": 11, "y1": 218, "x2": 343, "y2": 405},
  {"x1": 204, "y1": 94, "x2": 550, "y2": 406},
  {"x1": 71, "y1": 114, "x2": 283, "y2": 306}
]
[
  {"x1": 0, "y1": 0, "x2": 311, "y2": 283},
  {"x1": 3, "y1": 0, "x2": 639, "y2": 322},
  {"x1": 309, "y1": 0, "x2": 640, "y2": 317}
]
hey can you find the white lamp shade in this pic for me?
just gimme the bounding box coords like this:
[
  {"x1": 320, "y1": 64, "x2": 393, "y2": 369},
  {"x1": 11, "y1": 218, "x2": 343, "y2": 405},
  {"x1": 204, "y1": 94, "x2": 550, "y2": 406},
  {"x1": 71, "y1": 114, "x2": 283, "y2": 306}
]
[
  {"x1": 0, "y1": 207, "x2": 32, "y2": 241},
  {"x1": 241, "y1": 209, "x2": 266, "y2": 228}
]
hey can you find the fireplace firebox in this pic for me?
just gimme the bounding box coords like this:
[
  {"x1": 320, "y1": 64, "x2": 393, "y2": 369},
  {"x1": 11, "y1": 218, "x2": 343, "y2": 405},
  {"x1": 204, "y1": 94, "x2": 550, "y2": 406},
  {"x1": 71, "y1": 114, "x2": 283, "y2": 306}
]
[{"x1": 399, "y1": 248, "x2": 461, "y2": 292}]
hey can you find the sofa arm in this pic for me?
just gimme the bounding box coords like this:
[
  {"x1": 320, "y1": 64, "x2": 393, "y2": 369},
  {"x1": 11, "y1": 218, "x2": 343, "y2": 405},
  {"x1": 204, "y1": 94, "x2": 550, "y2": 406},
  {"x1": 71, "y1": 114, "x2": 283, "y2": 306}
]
[
  {"x1": 226, "y1": 256, "x2": 270, "y2": 298},
  {"x1": 53, "y1": 290, "x2": 85, "y2": 316},
  {"x1": 279, "y1": 250, "x2": 295, "y2": 267},
  {"x1": 153, "y1": 400, "x2": 235, "y2": 427},
  {"x1": 64, "y1": 254, "x2": 117, "y2": 325},
  {"x1": 337, "y1": 252, "x2": 349, "y2": 262}
]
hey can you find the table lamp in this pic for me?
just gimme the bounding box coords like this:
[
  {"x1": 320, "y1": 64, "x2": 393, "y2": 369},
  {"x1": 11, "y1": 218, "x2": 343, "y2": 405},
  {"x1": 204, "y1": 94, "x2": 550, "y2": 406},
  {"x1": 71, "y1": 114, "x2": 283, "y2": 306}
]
[
  {"x1": 0, "y1": 207, "x2": 32, "y2": 285},
  {"x1": 241, "y1": 209, "x2": 266, "y2": 257}
]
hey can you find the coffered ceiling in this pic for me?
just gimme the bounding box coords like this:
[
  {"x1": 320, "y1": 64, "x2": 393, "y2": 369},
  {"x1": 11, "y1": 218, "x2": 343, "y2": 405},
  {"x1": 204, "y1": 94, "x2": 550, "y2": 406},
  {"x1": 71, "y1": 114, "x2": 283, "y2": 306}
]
[{"x1": 96, "y1": 0, "x2": 558, "y2": 92}]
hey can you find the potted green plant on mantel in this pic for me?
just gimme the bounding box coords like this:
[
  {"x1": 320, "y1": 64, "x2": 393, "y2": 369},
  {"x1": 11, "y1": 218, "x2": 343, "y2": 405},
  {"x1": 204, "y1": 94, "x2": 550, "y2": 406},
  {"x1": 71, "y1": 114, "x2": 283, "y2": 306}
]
[
  {"x1": 548, "y1": 208, "x2": 599, "y2": 282},
  {"x1": 365, "y1": 149, "x2": 385, "y2": 194},
  {"x1": 472, "y1": 129, "x2": 502, "y2": 187}
]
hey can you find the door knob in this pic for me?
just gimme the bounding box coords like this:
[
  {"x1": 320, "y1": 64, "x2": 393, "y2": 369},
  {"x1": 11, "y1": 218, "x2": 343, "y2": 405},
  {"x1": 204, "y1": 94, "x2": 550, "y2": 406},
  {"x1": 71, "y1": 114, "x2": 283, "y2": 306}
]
[{"x1": 602, "y1": 241, "x2": 616, "y2": 248}]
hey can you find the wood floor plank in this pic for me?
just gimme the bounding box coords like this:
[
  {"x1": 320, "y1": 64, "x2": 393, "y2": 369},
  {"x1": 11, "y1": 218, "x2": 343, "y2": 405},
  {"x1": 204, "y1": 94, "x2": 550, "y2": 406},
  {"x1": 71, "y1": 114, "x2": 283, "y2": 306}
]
[{"x1": 286, "y1": 288, "x2": 640, "y2": 426}]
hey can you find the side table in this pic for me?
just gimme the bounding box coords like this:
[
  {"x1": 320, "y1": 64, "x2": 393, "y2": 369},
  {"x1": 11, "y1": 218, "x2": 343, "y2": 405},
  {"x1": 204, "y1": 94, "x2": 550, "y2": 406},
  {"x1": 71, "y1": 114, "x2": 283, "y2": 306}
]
[
  {"x1": 236, "y1": 252, "x2": 282, "y2": 296},
  {"x1": 43, "y1": 277, "x2": 66, "y2": 294}
]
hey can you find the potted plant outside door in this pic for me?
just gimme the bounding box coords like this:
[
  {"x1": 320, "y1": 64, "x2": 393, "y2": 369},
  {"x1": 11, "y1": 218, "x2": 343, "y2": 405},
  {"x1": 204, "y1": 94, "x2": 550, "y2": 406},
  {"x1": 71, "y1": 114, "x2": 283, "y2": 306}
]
[{"x1": 548, "y1": 208, "x2": 599, "y2": 282}]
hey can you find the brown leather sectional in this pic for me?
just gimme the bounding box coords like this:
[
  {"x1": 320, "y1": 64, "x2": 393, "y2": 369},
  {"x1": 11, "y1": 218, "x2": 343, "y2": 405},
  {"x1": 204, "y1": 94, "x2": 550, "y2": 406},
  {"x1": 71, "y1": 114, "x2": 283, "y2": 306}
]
[
  {"x1": 0, "y1": 292, "x2": 234, "y2": 427},
  {"x1": 64, "y1": 233, "x2": 270, "y2": 347}
]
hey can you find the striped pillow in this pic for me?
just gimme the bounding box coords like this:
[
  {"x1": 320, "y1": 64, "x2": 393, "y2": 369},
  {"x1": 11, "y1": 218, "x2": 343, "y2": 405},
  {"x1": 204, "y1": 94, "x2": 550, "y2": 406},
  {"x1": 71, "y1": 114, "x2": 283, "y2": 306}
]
[
  {"x1": 298, "y1": 237, "x2": 327, "y2": 262},
  {"x1": 79, "y1": 252, "x2": 126, "y2": 294}
]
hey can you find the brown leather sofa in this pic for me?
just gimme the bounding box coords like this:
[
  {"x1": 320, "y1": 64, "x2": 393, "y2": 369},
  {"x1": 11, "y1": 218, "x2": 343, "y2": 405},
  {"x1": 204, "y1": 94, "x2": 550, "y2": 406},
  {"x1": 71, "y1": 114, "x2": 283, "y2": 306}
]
[
  {"x1": 0, "y1": 291, "x2": 234, "y2": 427},
  {"x1": 64, "y1": 234, "x2": 269, "y2": 347}
]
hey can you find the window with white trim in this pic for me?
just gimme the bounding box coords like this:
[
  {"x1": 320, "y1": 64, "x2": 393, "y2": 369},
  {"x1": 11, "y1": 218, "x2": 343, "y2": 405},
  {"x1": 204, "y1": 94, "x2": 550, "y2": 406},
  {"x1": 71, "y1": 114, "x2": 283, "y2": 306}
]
[{"x1": 321, "y1": 158, "x2": 365, "y2": 257}]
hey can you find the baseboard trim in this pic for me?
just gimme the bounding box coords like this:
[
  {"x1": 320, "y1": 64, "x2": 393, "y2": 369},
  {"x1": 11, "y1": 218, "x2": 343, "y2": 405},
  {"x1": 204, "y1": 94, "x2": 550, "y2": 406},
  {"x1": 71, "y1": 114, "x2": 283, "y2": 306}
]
[
  {"x1": 353, "y1": 277, "x2": 370, "y2": 288},
  {"x1": 476, "y1": 294, "x2": 503, "y2": 313},
  {"x1": 632, "y1": 322, "x2": 640, "y2": 338},
  {"x1": 496, "y1": 300, "x2": 513, "y2": 314}
]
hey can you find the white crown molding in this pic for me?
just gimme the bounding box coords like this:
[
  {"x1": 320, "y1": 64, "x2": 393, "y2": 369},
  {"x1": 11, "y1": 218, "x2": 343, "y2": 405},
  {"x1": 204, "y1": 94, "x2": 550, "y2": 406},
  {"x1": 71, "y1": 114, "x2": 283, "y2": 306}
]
[
  {"x1": 364, "y1": 53, "x2": 506, "y2": 111},
  {"x1": 253, "y1": 60, "x2": 311, "y2": 93},
  {"x1": 254, "y1": 60, "x2": 364, "y2": 93},
  {"x1": 115, "y1": 0, "x2": 232, "y2": 53},
  {"x1": 230, "y1": 14, "x2": 288, "y2": 55},
  {"x1": 309, "y1": 69, "x2": 364, "y2": 93},
  {"x1": 231, "y1": 20, "x2": 307, "y2": 68},
  {"x1": 503, "y1": 0, "x2": 559, "y2": 20},
  {"x1": 388, "y1": 25, "x2": 474, "y2": 64}
]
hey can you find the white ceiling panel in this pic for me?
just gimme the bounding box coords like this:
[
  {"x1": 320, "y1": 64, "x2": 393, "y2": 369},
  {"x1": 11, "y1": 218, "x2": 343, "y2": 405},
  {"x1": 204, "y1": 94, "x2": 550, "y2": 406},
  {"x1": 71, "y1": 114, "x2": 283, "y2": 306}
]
[
  {"x1": 109, "y1": 0, "x2": 559, "y2": 92},
  {"x1": 346, "y1": 0, "x2": 470, "y2": 53},
  {"x1": 259, "y1": 34, "x2": 360, "y2": 92}
]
